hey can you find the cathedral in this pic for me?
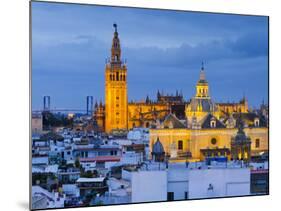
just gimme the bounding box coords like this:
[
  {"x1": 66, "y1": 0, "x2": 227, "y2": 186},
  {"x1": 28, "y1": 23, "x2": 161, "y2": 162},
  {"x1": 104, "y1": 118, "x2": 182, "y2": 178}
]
[{"x1": 93, "y1": 24, "x2": 268, "y2": 162}]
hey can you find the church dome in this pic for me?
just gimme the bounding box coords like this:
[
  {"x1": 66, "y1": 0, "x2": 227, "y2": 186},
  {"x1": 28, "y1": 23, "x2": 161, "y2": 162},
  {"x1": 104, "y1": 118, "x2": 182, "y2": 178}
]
[{"x1": 189, "y1": 98, "x2": 218, "y2": 112}]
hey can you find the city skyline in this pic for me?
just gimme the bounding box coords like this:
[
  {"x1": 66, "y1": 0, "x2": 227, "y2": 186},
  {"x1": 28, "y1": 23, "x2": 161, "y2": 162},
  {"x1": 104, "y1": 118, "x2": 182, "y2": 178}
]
[
  {"x1": 31, "y1": 2, "x2": 268, "y2": 111},
  {"x1": 31, "y1": 2, "x2": 269, "y2": 209}
]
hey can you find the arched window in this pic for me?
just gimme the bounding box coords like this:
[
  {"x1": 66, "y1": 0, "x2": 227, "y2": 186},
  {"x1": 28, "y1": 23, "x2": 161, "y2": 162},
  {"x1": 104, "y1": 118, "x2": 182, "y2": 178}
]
[
  {"x1": 254, "y1": 118, "x2": 260, "y2": 127},
  {"x1": 210, "y1": 119, "x2": 216, "y2": 128},
  {"x1": 116, "y1": 72, "x2": 119, "y2": 81}
]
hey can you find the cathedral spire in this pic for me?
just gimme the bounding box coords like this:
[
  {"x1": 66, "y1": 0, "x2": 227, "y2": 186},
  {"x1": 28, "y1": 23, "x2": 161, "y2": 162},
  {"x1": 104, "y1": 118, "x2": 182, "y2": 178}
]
[
  {"x1": 146, "y1": 95, "x2": 150, "y2": 104},
  {"x1": 94, "y1": 100, "x2": 98, "y2": 108},
  {"x1": 157, "y1": 90, "x2": 161, "y2": 100}
]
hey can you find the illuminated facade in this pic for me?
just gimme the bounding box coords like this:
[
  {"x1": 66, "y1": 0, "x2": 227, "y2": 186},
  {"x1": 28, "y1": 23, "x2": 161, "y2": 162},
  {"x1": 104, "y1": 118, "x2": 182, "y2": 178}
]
[
  {"x1": 149, "y1": 66, "x2": 268, "y2": 162},
  {"x1": 127, "y1": 102, "x2": 169, "y2": 129},
  {"x1": 217, "y1": 98, "x2": 248, "y2": 114}
]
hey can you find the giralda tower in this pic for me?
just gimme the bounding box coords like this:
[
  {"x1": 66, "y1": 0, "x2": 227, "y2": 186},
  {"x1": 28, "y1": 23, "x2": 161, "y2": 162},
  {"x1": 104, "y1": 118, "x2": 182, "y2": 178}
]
[{"x1": 105, "y1": 24, "x2": 128, "y2": 133}]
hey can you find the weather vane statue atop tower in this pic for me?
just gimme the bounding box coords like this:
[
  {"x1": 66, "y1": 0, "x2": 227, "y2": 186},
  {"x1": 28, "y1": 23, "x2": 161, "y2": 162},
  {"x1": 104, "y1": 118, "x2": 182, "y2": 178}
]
[{"x1": 113, "y1": 23, "x2": 117, "y2": 32}]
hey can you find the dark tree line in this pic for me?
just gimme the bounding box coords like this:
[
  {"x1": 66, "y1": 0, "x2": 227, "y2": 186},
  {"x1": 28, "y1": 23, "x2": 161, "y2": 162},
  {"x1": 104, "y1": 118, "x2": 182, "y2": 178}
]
[{"x1": 42, "y1": 111, "x2": 73, "y2": 129}]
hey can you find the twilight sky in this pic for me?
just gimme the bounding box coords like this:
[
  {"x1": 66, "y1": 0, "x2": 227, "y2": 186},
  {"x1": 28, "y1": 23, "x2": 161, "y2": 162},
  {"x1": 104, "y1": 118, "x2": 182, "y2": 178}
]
[{"x1": 31, "y1": 1, "x2": 268, "y2": 111}]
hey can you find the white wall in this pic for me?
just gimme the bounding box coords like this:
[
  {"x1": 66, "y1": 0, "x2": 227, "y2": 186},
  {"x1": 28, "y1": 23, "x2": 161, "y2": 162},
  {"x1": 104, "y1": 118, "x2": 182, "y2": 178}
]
[
  {"x1": 131, "y1": 171, "x2": 167, "y2": 203},
  {"x1": 167, "y1": 168, "x2": 189, "y2": 200},
  {"x1": 62, "y1": 184, "x2": 80, "y2": 197},
  {"x1": 121, "y1": 152, "x2": 143, "y2": 165},
  {"x1": 188, "y1": 168, "x2": 250, "y2": 199},
  {"x1": 121, "y1": 169, "x2": 132, "y2": 181}
]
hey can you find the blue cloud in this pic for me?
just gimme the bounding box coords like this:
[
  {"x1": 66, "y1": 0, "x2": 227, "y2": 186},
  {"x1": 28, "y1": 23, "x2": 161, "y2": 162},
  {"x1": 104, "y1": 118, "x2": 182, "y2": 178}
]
[{"x1": 31, "y1": 2, "x2": 268, "y2": 110}]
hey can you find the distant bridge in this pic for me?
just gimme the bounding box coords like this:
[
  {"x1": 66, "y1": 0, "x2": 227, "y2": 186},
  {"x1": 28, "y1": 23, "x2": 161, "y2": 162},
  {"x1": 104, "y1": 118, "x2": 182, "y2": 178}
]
[{"x1": 34, "y1": 95, "x2": 95, "y2": 115}]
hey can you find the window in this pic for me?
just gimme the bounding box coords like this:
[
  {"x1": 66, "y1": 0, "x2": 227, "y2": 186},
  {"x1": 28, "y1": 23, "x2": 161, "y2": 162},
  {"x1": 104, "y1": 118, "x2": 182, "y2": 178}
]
[
  {"x1": 255, "y1": 139, "x2": 260, "y2": 148},
  {"x1": 116, "y1": 96, "x2": 119, "y2": 100},
  {"x1": 178, "y1": 140, "x2": 183, "y2": 150},
  {"x1": 254, "y1": 119, "x2": 260, "y2": 127},
  {"x1": 111, "y1": 151, "x2": 117, "y2": 155},
  {"x1": 146, "y1": 122, "x2": 150, "y2": 128},
  {"x1": 116, "y1": 72, "x2": 119, "y2": 81},
  {"x1": 167, "y1": 192, "x2": 174, "y2": 201}
]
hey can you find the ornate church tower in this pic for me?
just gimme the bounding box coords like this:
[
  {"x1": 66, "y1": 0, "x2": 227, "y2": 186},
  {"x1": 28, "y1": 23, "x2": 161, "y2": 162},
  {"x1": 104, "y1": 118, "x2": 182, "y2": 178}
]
[
  {"x1": 195, "y1": 63, "x2": 210, "y2": 99},
  {"x1": 186, "y1": 63, "x2": 219, "y2": 125},
  {"x1": 105, "y1": 24, "x2": 128, "y2": 133}
]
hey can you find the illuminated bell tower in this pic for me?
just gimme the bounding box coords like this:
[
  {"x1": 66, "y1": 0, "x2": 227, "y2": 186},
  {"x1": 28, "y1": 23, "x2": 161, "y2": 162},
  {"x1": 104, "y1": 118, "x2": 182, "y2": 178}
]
[
  {"x1": 195, "y1": 62, "x2": 210, "y2": 99},
  {"x1": 105, "y1": 23, "x2": 128, "y2": 133}
]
